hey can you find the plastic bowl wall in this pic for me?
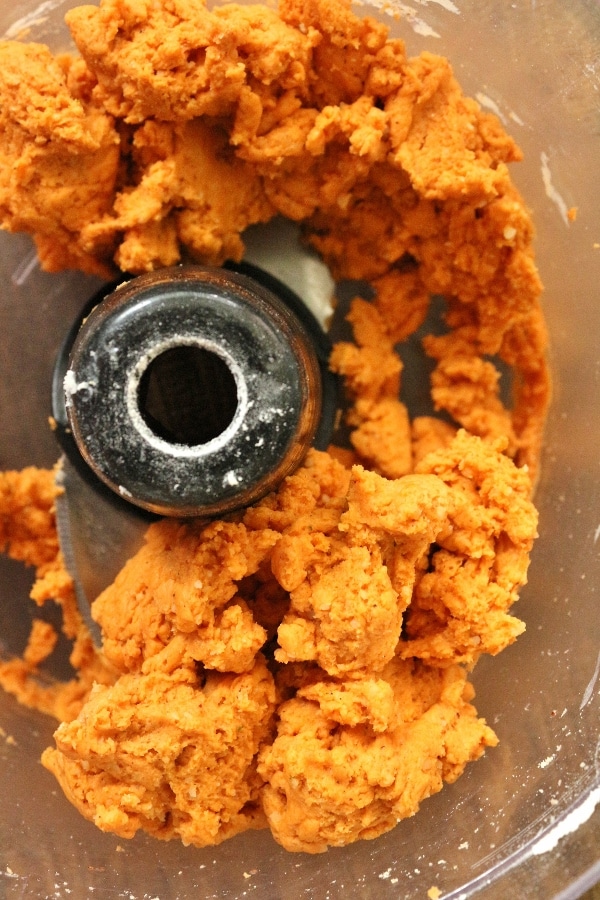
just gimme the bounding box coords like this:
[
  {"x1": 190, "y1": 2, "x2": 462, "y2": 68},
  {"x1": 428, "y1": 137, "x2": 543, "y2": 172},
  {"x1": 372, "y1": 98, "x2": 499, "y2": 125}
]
[{"x1": 1, "y1": 1, "x2": 599, "y2": 898}]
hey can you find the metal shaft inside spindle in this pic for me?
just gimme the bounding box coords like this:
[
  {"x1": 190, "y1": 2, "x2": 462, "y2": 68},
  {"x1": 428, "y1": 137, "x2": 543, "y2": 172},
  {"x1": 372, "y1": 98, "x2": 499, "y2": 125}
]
[{"x1": 137, "y1": 345, "x2": 239, "y2": 447}]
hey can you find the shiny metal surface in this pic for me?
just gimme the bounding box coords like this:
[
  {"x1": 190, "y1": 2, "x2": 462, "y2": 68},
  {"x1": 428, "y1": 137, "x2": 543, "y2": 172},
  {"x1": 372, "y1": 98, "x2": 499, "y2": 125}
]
[{"x1": 0, "y1": 1, "x2": 599, "y2": 897}]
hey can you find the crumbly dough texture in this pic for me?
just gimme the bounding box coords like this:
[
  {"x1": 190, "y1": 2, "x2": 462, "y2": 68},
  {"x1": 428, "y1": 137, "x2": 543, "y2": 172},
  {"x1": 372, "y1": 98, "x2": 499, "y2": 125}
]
[
  {"x1": 0, "y1": 0, "x2": 548, "y2": 471},
  {"x1": 1, "y1": 435, "x2": 537, "y2": 853},
  {"x1": 0, "y1": 0, "x2": 548, "y2": 855}
]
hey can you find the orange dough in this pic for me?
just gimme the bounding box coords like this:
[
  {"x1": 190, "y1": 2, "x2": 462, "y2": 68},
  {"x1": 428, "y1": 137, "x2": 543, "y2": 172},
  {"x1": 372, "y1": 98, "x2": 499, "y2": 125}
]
[
  {"x1": 0, "y1": 436, "x2": 537, "y2": 852},
  {"x1": 0, "y1": 0, "x2": 548, "y2": 855}
]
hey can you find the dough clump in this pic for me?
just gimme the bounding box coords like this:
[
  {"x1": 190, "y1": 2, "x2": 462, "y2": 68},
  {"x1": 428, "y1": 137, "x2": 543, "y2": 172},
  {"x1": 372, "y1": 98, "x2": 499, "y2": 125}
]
[
  {"x1": 0, "y1": 0, "x2": 548, "y2": 470},
  {"x1": 0, "y1": 0, "x2": 547, "y2": 855},
  {"x1": 2, "y1": 435, "x2": 537, "y2": 852}
]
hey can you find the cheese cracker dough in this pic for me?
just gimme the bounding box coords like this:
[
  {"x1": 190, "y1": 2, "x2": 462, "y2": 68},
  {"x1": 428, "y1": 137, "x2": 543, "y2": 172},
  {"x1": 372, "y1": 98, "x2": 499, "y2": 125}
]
[
  {"x1": 0, "y1": 0, "x2": 548, "y2": 471},
  {"x1": 1, "y1": 436, "x2": 537, "y2": 852},
  {"x1": 0, "y1": 0, "x2": 547, "y2": 855}
]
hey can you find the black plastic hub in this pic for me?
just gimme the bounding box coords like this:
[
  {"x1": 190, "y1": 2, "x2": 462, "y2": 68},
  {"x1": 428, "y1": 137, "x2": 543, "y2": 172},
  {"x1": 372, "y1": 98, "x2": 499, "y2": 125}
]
[{"x1": 52, "y1": 263, "x2": 339, "y2": 517}]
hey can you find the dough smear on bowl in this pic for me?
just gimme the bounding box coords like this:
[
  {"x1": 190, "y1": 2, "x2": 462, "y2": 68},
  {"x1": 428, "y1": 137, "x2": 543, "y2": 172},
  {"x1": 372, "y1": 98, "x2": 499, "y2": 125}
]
[{"x1": 0, "y1": 0, "x2": 548, "y2": 854}]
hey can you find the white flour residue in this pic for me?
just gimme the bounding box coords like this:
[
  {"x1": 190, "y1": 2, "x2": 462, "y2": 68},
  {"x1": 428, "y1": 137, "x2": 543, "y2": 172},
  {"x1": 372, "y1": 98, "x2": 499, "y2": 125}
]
[
  {"x1": 476, "y1": 92, "x2": 525, "y2": 128},
  {"x1": 540, "y1": 151, "x2": 570, "y2": 226},
  {"x1": 4, "y1": 0, "x2": 64, "y2": 38},
  {"x1": 412, "y1": 0, "x2": 460, "y2": 14},
  {"x1": 363, "y1": 0, "x2": 441, "y2": 37},
  {"x1": 593, "y1": 523, "x2": 600, "y2": 544},
  {"x1": 392, "y1": 3, "x2": 440, "y2": 36},
  {"x1": 475, "y1": 92, "x2": 507, "y2": 125},
  {"x1": 508, "y1": 110, "x2": 525, "y2": 127},
  {"x1": 529, "y1": 786, "x2": 600, "y2": 857},
  {"x1": 63, "y1": 369, "x2": 97, "y2": 408},
  {"x1": 580, "y1": 649, "x2": 600, "y2": 711}
]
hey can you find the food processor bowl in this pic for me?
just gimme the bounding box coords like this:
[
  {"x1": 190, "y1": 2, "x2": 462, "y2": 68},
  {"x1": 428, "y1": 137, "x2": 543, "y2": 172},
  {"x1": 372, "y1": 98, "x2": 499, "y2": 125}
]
[{"x1": 0, "y1": 1, "x2": 599, "y2": 897}]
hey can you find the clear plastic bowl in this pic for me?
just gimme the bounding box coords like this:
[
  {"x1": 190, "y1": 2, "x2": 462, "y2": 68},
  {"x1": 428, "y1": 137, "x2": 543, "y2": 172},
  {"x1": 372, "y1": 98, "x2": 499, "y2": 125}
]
[{"x1": 1, "y1": 1, "x2": 599, "y2": 898}]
